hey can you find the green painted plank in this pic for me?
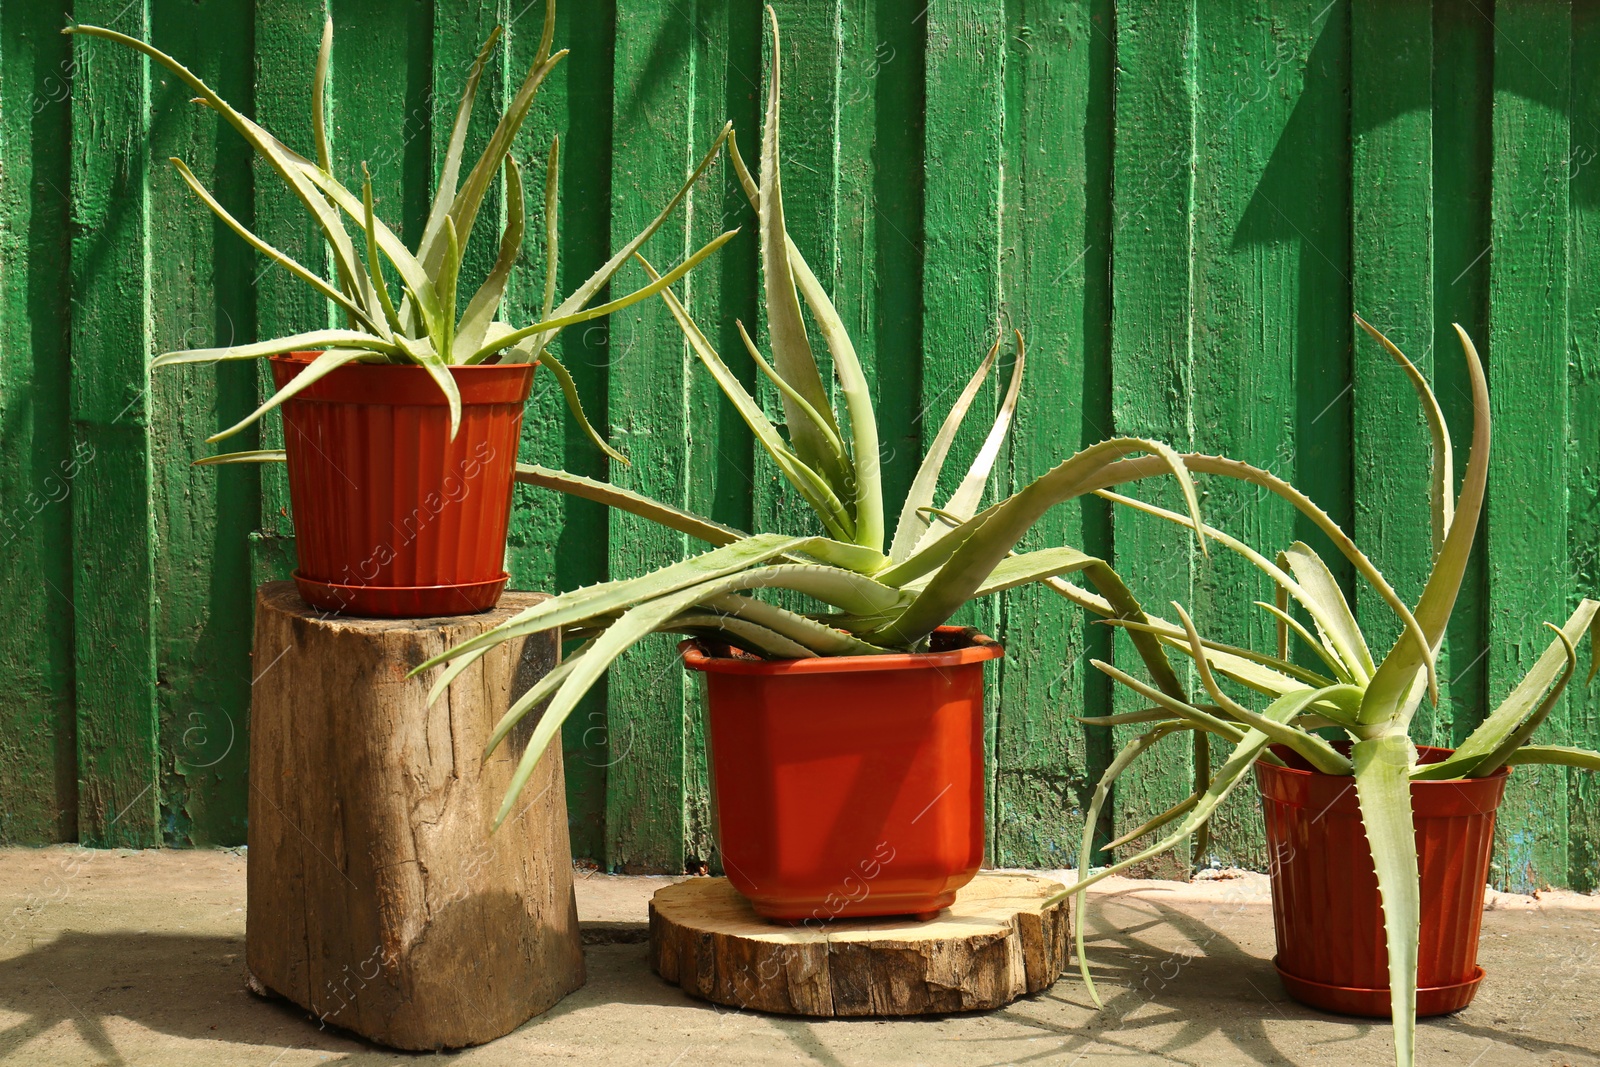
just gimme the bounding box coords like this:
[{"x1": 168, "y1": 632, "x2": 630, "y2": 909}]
[
  {"x1": 1191, "y1": 0, "x2": 1350, "y2": 869},
  {"x1": 147, "y1": 0, "x2": 259, "y2": 844},
  {"x1": 990, "y1": 0, "x2": 1113, "y2": 871},
  {"x1": 1350, "y1": 0, "x2": 1437, "y2": 740},
  {"x1": 1568, "y1": 2, "x2": 1600, "y2": 893},
  {"x1": 1105, "y1": 0, "x2": 1199, "y2": 875},
  {"x1": 250, "y1": 0, "x2": 328, "y2": 587},
  {"x1": 679, "y1": 1, "x2": 759, "y2": 874},
  {"x1": 1487, "y1": 0, "x2": 1572, "y2": 893},
  {"x1": 504, "y1": 1, "x2": 617, "y2": 866},
  {"x1": 922, "y1": 0, "x2": 1004, "y2": 865},
  {"x1": 69, "y1": 0, "x2": 160, "y2": 847},
  {"x1": 0, "y1": 0, "x2": 78, "y2": 843},
  {"x1": 1430, "y1": 0, "x2": 1493, "y2": 754},
  {"x1": 606, "y1": 2, "x2": 696, "y2": 873}
]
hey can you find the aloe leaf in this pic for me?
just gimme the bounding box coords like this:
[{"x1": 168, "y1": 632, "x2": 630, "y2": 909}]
[
  {"x1": 514, "y1": 463, "x2": 744, "y2": 547},
  {"x1": 785, "y1": 243, "x2": 880, "y2": 550},
  {"x1": 169, "y1": 159, "x2": 376, "y2": 333},
  {"x1": 390, "y1": 334, "x2": 463, "y2": 441},
  {"x1": 727, "y1": 127, "x2": 761, "y2": 208},
  {"x1": 417, "y1": 25, "x2": 504, "y2": 271},
  {"x1": 890, "y1": 340, "x2": 999, "y2": 562},
  {"x1": 638, "y1": 259, "x2": 854, "y2": 540},
  {"x1": 66, "y1": 26, "x2": 377, "y2": 325},
  {"x1": 470, "y1": 229, "x2": 740, "y2": 363},
  {"x1": 754, "y1": 10, "x2": 846, "y2": 498},
  {"x1": 533, "y1": 347, "x2": 627, "y2": 465},
  {"x1": 911, "y1": 545, "x2": 1097, "y2": 600},
  {"x1": 1468, "y1": 623, "x2": 1579, "y2": 777},
  {"x1": 1106, "y1": 792, "x2": 1202, "y2": 852},
  {"x1": 193, "y1": 449, "x2": 286, "y2": 466},
  {"x1": 1254, "y1": 599, "x2": 1348, "y2": 682},
  {"x1": 1356, "y1": 315, "x2": 1454, "y2": 557},
  {"x1": 412, "y1": 534, "x2": 815, "y2": 672},
  {"x1": 867, "y1": 438, "x2": 1203, "y2": 646},
  {"x1": 939, "y1": 331, "x2": 1026, "y2": 526},
  {"x1": 360, "y1": 164, "x2": 403, "y2": 336},
  {"x1": 1089, "y1": 661, "x2": 1247, "y2": 743},
  {"x1": 541, "y1": 137, "x2": 560, "y2": 321},
  {"x1": 208, "y1": 348, "x2": 378, "y2": 442},
  {"x1": 1057, "y1": 721, "x2": 1279, "y2": 902},
  {"x1": 665, "y1": 613, "x2": 818, "y2": 659},
  {"x1": 436, "y1": 38, "x2": 567, "y2": 272},
  {"x1": 154, "y1": 330, "x2": 394, "y2": 368},
  {"x1": 1097, "y1": 489, "x2": 1359, "y2": 684},
  {"x1": 1359, "y1": 326, "x2": 1489, "y2": 731},
  {"x1": 521, "y1": 123, "x2": 733, "y2": 358},
  {"x1": 312, "y1": 16, "x2": 333, "y2": 173},
  {"x1": 1352, "y1": 734, "x2": 1419, "y2": 1067},
  {"x1": 736, "y1": 320, "x2": 849, "y2": 463},
  {"x1": 479, "y1": 637, "x2": 596, "y2": 759},
  {"x1": 455, "y1": 155, "x2": 526, "y2": 362},
  {"x1": 1076, "y1": 708, "x2": 1206, "y2": 727},
  {"x1": 1503, "y1": 745, "x2": 1600, "y2": 772},
  {"x1": 1413, "y1": 600, "x2": 1599, "y2": 780},
  {"x1": 1172, "y1": 604, "x2": 1354, "y2": 774},
  {"x1": 1073, "y1": 721, "x2": 1195, "y2": 1008},
  {"x1": 1105, "y1": 618, "x2": 1330, "y2": 695},
  {"x1": 1283, "y1": 542, "x2": 1374, "y2": 680},
  {"x1": 694, "y1": 594, "x2": 886, "y2": 656}
]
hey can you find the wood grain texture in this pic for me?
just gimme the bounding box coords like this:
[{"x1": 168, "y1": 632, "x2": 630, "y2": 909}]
[
  {"x1": 991, "y1": 0, "x2": 1113, "y2": 871},
  {"x1": 606, "y1": 2, "x2": 694, "y2": 872},
  {"x1": 1190, "y1": 0, "x2": 1351, "y2": 869},
  {"x1": 1487, "y1": 0, "x2": 1572, "y2": 893},
  {"x1": 69, "y1": 0, "x2": 159, "y2": 847},
  {"x1": 922, "y1": 0, "x2": 1004, "y2": 861},
  {"x1": 649, "y1": 872, "x2": 1069, "y2": 1016},
  {"x1": 1106, "y1": 0, "x2": 1199, "y2": 875},
  {"x1": 0, "y1": 0, "x2": 77, "y2": 841},
  {"x1": 246, "y1": 583, "x2": 583, "y2": 1049},
  {"x1": 1568, "y1": 2, "x2": 1600, "y2": 893},
  {"x1": 1351, "y1": 0, "x2": 1436, "y2": 737}
]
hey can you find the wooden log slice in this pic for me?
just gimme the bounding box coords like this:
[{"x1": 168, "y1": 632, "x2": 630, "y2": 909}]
[
  {"x1": 247, "y1": 582, "x2": 584, "y2": 1049},
  {"x1": 649, "y1": 873, "x2": 1070, "y2": 1016}
]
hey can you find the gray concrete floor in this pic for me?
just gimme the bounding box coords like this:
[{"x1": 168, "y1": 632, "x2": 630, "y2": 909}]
[{"x1": 1, "y1": 847, "x2": 1597, "y2": 1066}]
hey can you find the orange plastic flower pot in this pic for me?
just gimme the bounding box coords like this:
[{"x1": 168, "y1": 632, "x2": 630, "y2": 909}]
[
  {"x1": 682, "y1": 628, "x2": 1003, "y2": 922},
  {"x1": 270, "y1": 353, "x2": 533, "y2": 617},
  {"x1": 1256, "y1": 744, "x2": 1509, "y2": 1017}
]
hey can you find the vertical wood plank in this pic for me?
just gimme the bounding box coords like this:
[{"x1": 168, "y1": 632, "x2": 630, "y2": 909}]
[
  {"x1": 251, "y1": 0, "x2": 329, "y2": 588},
  {"x1": 0, "y1": 0, "x2": 78, "y2": 842},
  {"x1": 69, "y1": 0, "x2": 160, "y2": 846},
  {"x1": 1567, "y1": 2, "x2": 1600, "y2": 893},
  {"x1": 505, "y1": 0, "x2": 618, "y2": 865},
  {"x1": 606, "y1": 0, "x2": 696, "y2": 872},
  {"x1": 922, "y1": 0, "x2": 1004, "y2": 860},
  {"x1": 1430, "y1": 0, "x2": 1493, "y2": 753},
  {"x1": 147, "y1": 0, "x2": 259, "y2": 843},
  {"x1": 1105, "y1": 0, "x2": 1199, "y2": 873},
  {"x1": 1350, "y1": 0, "x2": 1437, "y2": 737},
  {"x1": 1487, "y1": 0, "x2": 1572, "y2": 892},
  {"x1": 990, "y1": 0, "x2": 1112, "y2": 870},
  {"x1": 1191, "y1": 0, "x2": 1350, "y2": 867}
]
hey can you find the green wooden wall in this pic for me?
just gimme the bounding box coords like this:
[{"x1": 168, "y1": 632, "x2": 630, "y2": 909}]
[{"x1": 2, "y1": 1, "x2": 1597, "y2": 891}]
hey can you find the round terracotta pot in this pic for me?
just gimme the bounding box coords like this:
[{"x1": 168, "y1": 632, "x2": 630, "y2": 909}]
[
  {"x1": 271, "y1": 352, "x2": 533, "y2": 617},
  {"x1": 682, "y1": 627, "x2": 1002, "y2": 922},
  {"x1": 1256, "y1": 743, "x2": 1509, "y2": 1017}
]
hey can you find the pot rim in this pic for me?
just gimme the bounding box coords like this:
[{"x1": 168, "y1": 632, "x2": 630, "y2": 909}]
[
  {"x1": 1258, "y1": 742, "x2": 1511, "y2": 782},
  {"x1": 271, "y1": 350, "x2": 536, "y2": 370},
  {"x1": 270, "y1": 350, "x2": 535, "y2": 405},
  {"x1": 681, "y1": 625, "x2": 1003, "y2": 676}
]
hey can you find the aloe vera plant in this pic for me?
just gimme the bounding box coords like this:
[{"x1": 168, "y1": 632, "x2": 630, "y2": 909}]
[
  {"x1": 409, "y1": 6, "x2": 1213, "y2": 827},
  {"x1": 1055, "y1": 316, "x2": 1600, "y2": 1067},
  {"x1": 65, "y1": 2, "x2": 733, "y2": 455}
]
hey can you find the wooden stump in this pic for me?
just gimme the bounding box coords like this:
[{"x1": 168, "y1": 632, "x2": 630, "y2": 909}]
[
  {"x1": 246, "y1": 582, "x2": 584, "y2": 1049},
  {"x1": 649, "y1": 872, "x2": 1070, "y2": 1016}
]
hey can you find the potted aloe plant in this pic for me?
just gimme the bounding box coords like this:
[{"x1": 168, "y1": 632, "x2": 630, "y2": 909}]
[
  {"x1": 1055, "y1": 316, "x2": 1600, "y2": 1067},
  {"x1": 410, "y1": 8, "x2": 1209, "y2": 922},
  {"x1": 66, "y1": 2, "x2": 732, "y2": 616}
]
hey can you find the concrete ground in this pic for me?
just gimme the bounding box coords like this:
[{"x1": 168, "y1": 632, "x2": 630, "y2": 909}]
[{"x1": 0, "y1": 848, "x2": 1596, "y2": 1066}]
